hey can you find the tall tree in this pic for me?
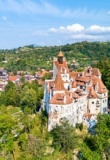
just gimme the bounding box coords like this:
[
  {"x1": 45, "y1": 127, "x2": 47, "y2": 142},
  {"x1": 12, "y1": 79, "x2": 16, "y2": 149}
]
[{"x1": 51, "y1": 119, "x2": 77, "y2": 153}]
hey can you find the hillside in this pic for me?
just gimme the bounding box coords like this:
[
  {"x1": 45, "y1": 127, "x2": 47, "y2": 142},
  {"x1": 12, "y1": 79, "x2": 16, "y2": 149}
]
[
  {"x1": 0, "y1": 42, "x2": 110, "y2": 159},
  {"x1": 0, "y1": 41, "x2": 110, "y2": 73}
]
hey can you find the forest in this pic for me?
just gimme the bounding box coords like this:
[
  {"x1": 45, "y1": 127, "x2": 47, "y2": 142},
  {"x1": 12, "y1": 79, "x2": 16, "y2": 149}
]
[
  {"x1": 0, "y1": 41, "x2": 110, "y2": 73},
  {"x1": 0, "y1": 41, "x2": 110, "y2": 159}
]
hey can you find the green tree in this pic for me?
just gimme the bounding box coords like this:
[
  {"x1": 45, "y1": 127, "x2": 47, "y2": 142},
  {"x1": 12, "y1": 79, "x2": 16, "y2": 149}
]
[
  {"x1": 0, "y1": 113, "x2": 18, "y2": 159},
  {"x1": 51, "y1": 119, "x2": 77, "y2": 153},
  {"x1": 42, "y1": 72, "x2": 52, "y2": 80},
  {"x1": 83, "y1": 114, "x2": 110, "y2": 159},
  {"x1": 80, "y1": 143, "x2": 101, "y2": 160},
  {"x1": 96, "y1": 114, "x2": 110, "y2": 153},
  {"x1": 5, "y1": 88, "x2": 21, "y2": 106},
  {"x1": 18, "y1": 133, "x2": 27, "y2": 151},
  {"x1": 5, "y1": 81, "x2": 16, "y2": 93},
  {"x1": 26, "y1": 134, "x2": 45, "y2": 159},
  {"x1": 21, "y1": 86, "x2": 37, "y2": 111}
]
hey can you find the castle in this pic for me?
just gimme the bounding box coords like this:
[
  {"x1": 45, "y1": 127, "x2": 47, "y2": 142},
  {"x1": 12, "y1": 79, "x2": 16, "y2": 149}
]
[{"x1": 43, "y1": 51, "x2": 108, "y2": 131}]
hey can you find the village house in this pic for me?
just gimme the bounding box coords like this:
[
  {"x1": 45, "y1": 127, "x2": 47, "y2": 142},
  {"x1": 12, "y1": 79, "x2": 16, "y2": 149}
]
[
  {"x1": 8, "y1": 75, "x2": 20, "y2": 84},
  {"x1": 43, "y1": 51, "x2": 108, "y2": 131}
]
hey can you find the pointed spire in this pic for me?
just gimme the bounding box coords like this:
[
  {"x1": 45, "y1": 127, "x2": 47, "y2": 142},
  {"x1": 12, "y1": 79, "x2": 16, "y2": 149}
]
[
  {"x1": 57, "y1": 51, "x2": 64, "y2": 57},
  {"x1": 57, "y1": 51, "x2": 64, "y2": 64},
  {"x1": 54, "y1": 72, "x2": 65, "y2": 90}
]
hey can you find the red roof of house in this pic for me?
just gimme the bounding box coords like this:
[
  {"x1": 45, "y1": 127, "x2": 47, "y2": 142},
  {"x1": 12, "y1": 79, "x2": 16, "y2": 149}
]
[{"x1": 9, "y1": 76, "x2": 18, "y2": 81}]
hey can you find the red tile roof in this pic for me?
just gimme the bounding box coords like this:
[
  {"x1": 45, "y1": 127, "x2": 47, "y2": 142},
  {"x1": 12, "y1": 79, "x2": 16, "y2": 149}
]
[
  {"x1": 97, "y1": 79, "x2": 107, "y2": 94},
  {"x1": 92, "y1": 76, "x2": 107, "y2": 94},
  {"x1": 50, "y1": 93, "x2": 72, "y2": 104},
  {"x1": 9, "y1": 76, "x2": 18, "y2": 81},
  {"x1": 76, "y1": 76, "x2": 91, "y2": 83},
  {"x1": 57, "y1": 51, "x2": 64, "y2": 57},
  {"x1": 54, "y1": 61, "x2": 69, "y2": 72},
  {"x1": 92, "y1": 68, "x2": 101, "y2": 76},
  {"x1": 88, "y1": 87, "x2": 98, "y2": 98},
  {"x1": 72, "y1": 81, "x2": 77, "y2": 88},
  {"x1": 54, "y1": 72, "x2": 65, "y2": 91},
  {"x1": 70, "y1": 72, "x2": 78, "y2": 78}
]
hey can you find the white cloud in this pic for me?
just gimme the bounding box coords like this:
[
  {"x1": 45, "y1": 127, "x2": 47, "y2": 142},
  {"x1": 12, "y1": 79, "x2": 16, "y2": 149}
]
[
  {"x1": 49, "y1": 24, "x2": 110, "y2": 35},
  {"x1": 66, "y1": 24, "x2": 84, "y2": 32},
  {"x1": 49, "y1": 28, "x2": 58, "y2": 33},
  {"x1": 71, "y1": 34, "x2": 102, "y2": 40},
  {"x1": 49, "y1": 24, "x2": 84, "y2": 33},
  {"x1": 48, "y1": 24, "x2": 110, "y2": 43},
  {"x1": 88, "y1": 25, "x2": 110, "y2": 33}
]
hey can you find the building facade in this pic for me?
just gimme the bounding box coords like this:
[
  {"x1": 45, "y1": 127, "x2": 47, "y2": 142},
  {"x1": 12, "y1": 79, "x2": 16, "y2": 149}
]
[{"x1": 43, "y1": 51, "x2": 108, "y2": 131}]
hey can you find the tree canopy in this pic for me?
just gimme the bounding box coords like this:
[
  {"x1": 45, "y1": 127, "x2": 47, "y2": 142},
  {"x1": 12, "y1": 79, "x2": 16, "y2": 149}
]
[{"x1": 51, "y1": 119, "x2": 78, "y2": 153}]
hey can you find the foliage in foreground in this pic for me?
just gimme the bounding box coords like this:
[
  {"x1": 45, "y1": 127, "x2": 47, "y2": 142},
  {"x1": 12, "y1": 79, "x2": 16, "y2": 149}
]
[
  {"x1": 51, "y1": 120, "x2": 78, "y2": 153},
  {"x1": 0, "y1": 104, "x2": 110, "y2": 160}
]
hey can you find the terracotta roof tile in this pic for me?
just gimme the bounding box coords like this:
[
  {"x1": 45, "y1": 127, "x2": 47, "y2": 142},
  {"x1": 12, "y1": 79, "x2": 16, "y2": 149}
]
[
  {"x1": 9, "y1": 76, "x2": 18, "y2": 81},
  {"x1": 92, "y1": 76, "x2": 107, "y2": 94},
  {"x1": 54, "y1": 61, "x2": 69, "y2": 72},
  {"x1": 57, "y1": 51, "x2": 64, "y2": 57},
  {"x1": 54, "y1": 72, "x2": 65, "y2": 91},
  {"x1": 50, "y1": 93, "x2": 72, "y2": 104},
  {"x1": 70, "y1": 72, "x2": 78, "y2": 78},
  {"x1": 72, "y1": 81, "x2": 77, "y2": 88},
  {"x1": 92, "y1": 68, "x2": 101, "y2": 76},
  {"x1": 88, "y1": 87, "x2": 98, "y2": 98},
  {"x1": 72, "y1": 92, "x2": 79, "y2": 99},
  {"x1": 76, "y1": 76, "x2": 91, "y2": 83},
  {"x1": 97, "y1": 79, "x2": 107, "y2": 93}
]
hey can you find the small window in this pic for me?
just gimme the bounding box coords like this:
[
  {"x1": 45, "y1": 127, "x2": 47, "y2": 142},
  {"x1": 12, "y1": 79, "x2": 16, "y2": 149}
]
[
  {"x1": 68, "y1": 86, "x2": 70, "y2": 90},
  {"x1": 96, "y1": 101, "x2": 99, "y2": 104},
  {"x1": 80, "y1": 86, "x2": 83, "y2": 89}
]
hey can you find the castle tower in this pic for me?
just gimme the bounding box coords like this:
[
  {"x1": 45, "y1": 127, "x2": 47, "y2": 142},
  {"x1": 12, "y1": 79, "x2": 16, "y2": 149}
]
[{"x1": 57, "y1": 51, "x2": 64, "y2": 64}]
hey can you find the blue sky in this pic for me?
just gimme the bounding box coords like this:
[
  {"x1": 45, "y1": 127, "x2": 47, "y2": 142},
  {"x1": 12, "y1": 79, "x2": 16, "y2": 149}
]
[{"x1": 0, "y1": 0, "x2": 110, "y2": 49}]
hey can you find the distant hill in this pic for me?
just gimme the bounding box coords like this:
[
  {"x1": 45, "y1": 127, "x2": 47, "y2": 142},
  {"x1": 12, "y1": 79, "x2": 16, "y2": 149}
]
[{"x1": 0, "y1": 41, "x2": 110, "y2": 73}]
